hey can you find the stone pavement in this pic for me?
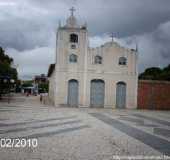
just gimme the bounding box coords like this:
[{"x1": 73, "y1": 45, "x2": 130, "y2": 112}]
[{"x1": 0, "y1": 95, "x2": 170, "y2": 160}]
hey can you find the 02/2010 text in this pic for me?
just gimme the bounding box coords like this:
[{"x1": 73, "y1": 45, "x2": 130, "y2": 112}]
[{"x1": 0, "y1": 138, "x2": 38, "y2": 148}]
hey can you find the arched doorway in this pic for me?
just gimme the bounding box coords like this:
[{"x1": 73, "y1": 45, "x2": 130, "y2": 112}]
[
  {"x1": 68, "y1": 79, "x2": 79, "y2": 107},
  {"x1": 90, "y1": 79, "x2": 105, "y2": 107},
  {"x1": 116, "y1": 82, "x2": 126, "y2": 109}
]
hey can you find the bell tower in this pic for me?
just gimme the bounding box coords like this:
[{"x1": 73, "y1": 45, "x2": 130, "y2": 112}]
[
  {"x1": 55, "y1": 7, "x2": 88, "y2": 71},
  {"x1": 54, "y1": 7, "x2": 89, "y2": 106}
]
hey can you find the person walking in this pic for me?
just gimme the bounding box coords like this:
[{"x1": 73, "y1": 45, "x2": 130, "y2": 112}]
[{"x1": 40, "y1": 94, "x2": 43, "y2": 102}]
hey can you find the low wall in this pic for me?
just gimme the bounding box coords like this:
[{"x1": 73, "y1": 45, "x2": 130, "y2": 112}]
[{"x1": 138, "y1": 80, "x2": 170, "y2": 110}]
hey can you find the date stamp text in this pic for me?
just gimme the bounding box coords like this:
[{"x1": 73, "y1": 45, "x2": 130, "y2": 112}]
[{"x1": 0, "y1": 138, "x2": 38, "y2": 148}]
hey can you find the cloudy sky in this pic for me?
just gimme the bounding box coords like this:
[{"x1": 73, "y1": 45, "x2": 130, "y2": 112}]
[{"x1": 0, "y1": 0, "x2": 170, "y2": 79}]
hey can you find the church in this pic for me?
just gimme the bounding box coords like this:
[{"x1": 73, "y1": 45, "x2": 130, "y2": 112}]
[{"x1": 48, "y1": 8, "x2": 138, "y2": 109}]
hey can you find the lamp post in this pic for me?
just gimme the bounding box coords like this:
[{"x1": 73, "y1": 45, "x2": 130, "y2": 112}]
[
  {"x1": 4, "y1": 77, "x2": 10, "y2": 103},
  {"x1": 3, "y1": 78, "x2": 9, "y2": 103},
  {"x1": 3, "y1": 77, "x2": 15, "y2": 103},
  {"x1": 10, "y1": 79, "x2": 15, "y2": 92},
  {"x1": 0, "y1": 76, "x2": 15, "y2": 103},
  {"x1": 0, "y1": 76, "x2": 3, "y2": 99},
  {"x1": 9, "y1": 79, "x2": 15, "y2": 103},
  {"x1": 10, "y1": 79, "x2": 15, "y2": 84}
]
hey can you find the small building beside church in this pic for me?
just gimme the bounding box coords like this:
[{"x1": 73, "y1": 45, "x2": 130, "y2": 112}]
[{"x1": 48, "y1": 8, "x2": 138, "y2": 109}]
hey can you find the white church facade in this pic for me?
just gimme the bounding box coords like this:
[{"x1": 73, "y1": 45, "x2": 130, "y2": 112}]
[{"x1": 48, "y1": 8, "x2": 138, "y2": 109}]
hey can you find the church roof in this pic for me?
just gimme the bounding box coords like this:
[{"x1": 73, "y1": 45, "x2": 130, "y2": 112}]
[{"x1": 89, "y1": 41, "x2": 137, "y2": 53}]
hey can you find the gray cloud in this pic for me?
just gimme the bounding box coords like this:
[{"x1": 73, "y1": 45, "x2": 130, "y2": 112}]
[
  {"x1": 6, "y1": 47, "x2": 55, "y2": 80},
  {"x1": 135, "y1": 21, "x2": 170, "y2": 72},
  {"x1": 0, "y1": 0, "x2": 170, "y2": 78}
]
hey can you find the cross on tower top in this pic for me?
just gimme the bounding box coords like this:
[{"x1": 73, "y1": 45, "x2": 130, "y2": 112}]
[{"x1": 70, "y1": 7, "x2": 76, "y2": 16}]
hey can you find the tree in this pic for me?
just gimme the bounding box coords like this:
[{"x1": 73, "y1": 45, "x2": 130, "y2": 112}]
[
  {"x1": 159, "y1": 64, "x2": 170, "y2": 81},
  {"x1": 0, "y1": 47, "x2": 18, "y2": 95},
  {"x1": 38, "y1": 83, "x2": 49, "y2": 93},
  {"x1": 139, "y1": 64, "x2": 170, "y2": 81}
]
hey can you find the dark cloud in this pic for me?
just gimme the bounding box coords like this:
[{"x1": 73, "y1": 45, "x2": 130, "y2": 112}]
[
  {"x1": 0, "y1": 0, "x2": 170, "y2": 78},
  {"x1": 89, "y1": 0, "x2": 170, "y2": 36},
  {"x1": 0, "y1": 18, "x2": 55, "y2": 51},
  {"x1": 151, "y1": 22, "x2": 170, "y2": 59}
]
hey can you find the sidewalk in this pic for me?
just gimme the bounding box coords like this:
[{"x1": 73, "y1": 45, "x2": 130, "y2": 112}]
[{"x1": 0, "y1": 93, "x2": 52, "y2": 108}]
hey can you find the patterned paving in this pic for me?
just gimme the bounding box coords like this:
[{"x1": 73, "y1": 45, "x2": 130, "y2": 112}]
[
  {"x1": 0, "y1": 116, "x2": 89, "y2": 139},
  {"x1": 0, "y1": 120, "x2": 82, "y2": 134},
  {"x1": 0, "y1": 116, "x2": 77, "y2": 127},
  {"x1": 118, "y1": 116, "x2": 159, "y2": 127},
  {"x1": 0, "y1": 110, "x2": 15, "y2": 112},
  {"x1": 90, "y1": 112, "x2": 170, "y2": 156},
  {"x1": 154, "y1": 128, "x2": 170, "y2": 138},
  {"x1": 1, "y1": 96, "x2": 170, "y2": 159},
  {"x1": 16, "y1": 125, "x2": 90, "y2": 139},
  {"x1": 132, "y1": 114, "x2": 170, "y2": 127}
]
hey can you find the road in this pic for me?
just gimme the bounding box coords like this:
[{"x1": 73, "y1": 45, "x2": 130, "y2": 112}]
[{"x1": 0, "y1": 94, "x2": 170, "y2": 160}]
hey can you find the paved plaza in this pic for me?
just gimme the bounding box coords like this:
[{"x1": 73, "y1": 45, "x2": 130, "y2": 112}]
[{"x1": 0, "y1": 95, "x2": 170, "y2": 160}]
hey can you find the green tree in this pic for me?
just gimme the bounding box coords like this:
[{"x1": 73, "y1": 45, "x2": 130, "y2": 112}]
[
  {"x1": 22, "y1": 80, "x2": 33, "y2": 88},
  {"x1": 139, "y1": 64, "x2": 170, "y2": 81},
  {"x1": 0, "y1": 46, "x2": 18, "y2": 95},
  {"x1": 159, "y1": 64, "x2": 170, "y2": 81},
  {"x1": 38, "y1": 83, "x2": 49, "y2": 93}
]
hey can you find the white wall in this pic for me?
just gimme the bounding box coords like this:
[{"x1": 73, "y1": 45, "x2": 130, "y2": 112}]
[{"x1": 49, "y1": 18, "x2": 138, "y2": 109}]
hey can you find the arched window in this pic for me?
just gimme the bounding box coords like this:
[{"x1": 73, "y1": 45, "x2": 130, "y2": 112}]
[
  {"x1": 70, "y1": 34, "x2": 78, "y2": 43},
  {"x1": 119, "y1": 57, "x2": 127, "y2": 65},
  {"x1": 69, "y1": 54, "x2": 77, "y2": 63},
  {"x1": 95, "y1": 55, "x2": 102, "y2": 64}
]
